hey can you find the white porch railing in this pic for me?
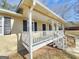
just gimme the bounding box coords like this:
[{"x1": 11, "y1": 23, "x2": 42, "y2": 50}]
[
  {"x1": 58, "y1": 30, "x2": 64, "y2": 36},
  {"x1": 32, "y1": 31, "x2": 54, "y2": 45},
  {"x1": 22, "y1": 30, "x2": 64, "y2": 51}
]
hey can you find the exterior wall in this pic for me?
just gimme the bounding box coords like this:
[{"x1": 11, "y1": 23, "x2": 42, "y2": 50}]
[
  {"x1": 0, "y1": 16, "x2": 4, "y2": 35},
  {"x1": 11, "y1": 18, "x2": 23, "y2": 51},
  {"x1": 11, "y1": 18, "x2": 23, "y2": 34},
  {"x1": 0, "y1": 17, "x2": 23, "y2": 51},
  {"x1": 34, "y1": 20, "x2": 52, "y2": 31},
  {"x1": 20, "y1": 5, "x2": 29, "y2": 17}
]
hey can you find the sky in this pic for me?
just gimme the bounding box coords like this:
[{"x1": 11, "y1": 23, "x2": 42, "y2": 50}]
[
  {"x1": 7, "y1": 0, "x2": 21, "y2": 5},
  {"x1": 0, "y1": 0, "x2": 79, "y2": 22},
  {"x1": 39, "y1": 0, "x2": 79, "y2": 22}
]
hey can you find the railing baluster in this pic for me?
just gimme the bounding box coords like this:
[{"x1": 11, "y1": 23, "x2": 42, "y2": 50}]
[{"x1": 32, "y1": 30, "x2": 64, "y2": 45}]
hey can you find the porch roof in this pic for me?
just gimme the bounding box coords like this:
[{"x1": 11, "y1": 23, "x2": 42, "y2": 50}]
[
  {"x1": 0, "y1": 9, "x2": 23, "y2": 19},
  {"x1": 20, "y1": 0, "x2": 66, "y2": 24}
]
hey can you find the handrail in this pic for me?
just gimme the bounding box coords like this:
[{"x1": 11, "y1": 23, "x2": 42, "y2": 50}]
[{"x1": 22, "y1": 30, "x2": 64, "y2": 46}]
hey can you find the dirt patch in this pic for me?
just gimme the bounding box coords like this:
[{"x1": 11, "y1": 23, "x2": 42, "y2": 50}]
[{"x1": 33, "y1": 46, "x2": 70, "y2": 59}]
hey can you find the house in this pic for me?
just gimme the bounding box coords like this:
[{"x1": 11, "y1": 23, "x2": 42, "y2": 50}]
[{"x1": 0, "y1": 0, "x2": 66, "y2": 59}]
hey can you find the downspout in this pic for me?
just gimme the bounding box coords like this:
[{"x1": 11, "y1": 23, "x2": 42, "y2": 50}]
[{"x1": 29, "y1": 0, "x2": 36, "y2": 59}]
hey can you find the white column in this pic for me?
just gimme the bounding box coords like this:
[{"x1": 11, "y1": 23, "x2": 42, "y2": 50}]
[
  {"x1": 62, "y1": 25, "x2": 65, "y2": 35},
  {"x1": 2, "y1": 16, "x2": 4, "y2": 35},
  {"x1": 75, "y1": 37, "x2": 78, "y2": 48},
  {"x1": 52, "y1": 21, "x2": 54, "y2": 38},
  {"x1": 57, "y1": 22, "x2": 59, "y2": 31},
  {"x1": 63, "y1": 37, "x2": 65, "y2": 49},
  {"x1": 29, "y1": 0, "x2": 36, "y2": 59},
  {"x1": 29, "y1": 9, "x2": 33, "y2": 59},
  {"x1": 65, "y1": 36, "x2": 68, "y2": 48}
]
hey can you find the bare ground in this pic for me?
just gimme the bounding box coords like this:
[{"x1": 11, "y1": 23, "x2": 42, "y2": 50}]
[{"x1": 9, "y1": 46, "x2": 77, "y2": 59}]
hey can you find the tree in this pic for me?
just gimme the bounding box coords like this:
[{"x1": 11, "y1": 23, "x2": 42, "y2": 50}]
[
  {"x1": 73, "y1": 0, "x2": 79, "y2": 21},
  {"x1": 0, "y1": 0, "x2": 10, "y2": 9},
  {"x1": 0, "y1": 0, "x2": 16, "y2": 11}
]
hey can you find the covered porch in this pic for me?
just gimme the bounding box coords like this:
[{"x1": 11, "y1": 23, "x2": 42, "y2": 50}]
[{"x1": 20, "y1": 0, "x2": 66, "y2": 59}]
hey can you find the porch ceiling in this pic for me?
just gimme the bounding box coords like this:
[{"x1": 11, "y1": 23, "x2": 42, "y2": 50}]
[
  {"x1": 34, "y1": 1, "x2": 65, "y2": 24},
  {"x1": 32, "y1": 10, "x2": 52, "y2": 23},
  {"x1": 21, "y1": 0, "x2": 66, "y2": 24}
]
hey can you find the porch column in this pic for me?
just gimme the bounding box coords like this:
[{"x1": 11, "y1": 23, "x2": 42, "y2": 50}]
[
  {"x1": 29, "y1": 0, "x2": 36, "y2": 59},
  {"x1": 62, "y1": 25, "x2": 65, "y2": 35},
  {"x1": 29, "y1": 8, "x2": 33, "y2": 59},
  {"x1": 57, "y1": 22, "x2": 59, "y2": 31},
  {"x1": 65, "y1": 36, "x2": 68, "y2": 48},
  {"x1": 63, "y1": 37, "x2": 65, "y2": 49}
]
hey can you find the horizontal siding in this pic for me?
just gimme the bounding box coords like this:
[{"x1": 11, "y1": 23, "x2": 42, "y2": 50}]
[{"x1": 0, "y1": 16, "x2": 2, "y2": 35}]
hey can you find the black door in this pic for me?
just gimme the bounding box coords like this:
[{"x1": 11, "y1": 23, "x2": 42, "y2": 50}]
[
  {"x1": 23, "y1": 20, "x2": 27, "y2": 31},
  {"x1": 42, "y1": 24, "x2": 46, "y2": 36},
  {"x1": 42, "y1": 24, "x2": 46, "y2": 31}
]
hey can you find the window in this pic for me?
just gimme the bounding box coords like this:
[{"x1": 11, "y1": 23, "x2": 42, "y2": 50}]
[
  {"x1": 54, "y1": 23, "x2": 57, "y2": 31},
  {"x1": 49, "y1": 24, "x2": 52, "y2": 31},
  {"x1": 23, "y1": 21, "x2": 37, "y2": 31},
  {"x1": 34, "y1": 22, "x2": 37, "y2": 31},
  {"x1": 32, "y1": 22, "x2": 37, "y2": 31},
  {"x1": 42, "y1": 24, "x2": 46, "y2": 31},
  {"x1": 4, "y1": 17, "x2": 11, "y2": 35},
  {"x1": 59, "y1": 24, "x2": 63, "y2": 30},
  {"x1": 23, "y1": 20, "x2": 27, "y2": 31}
]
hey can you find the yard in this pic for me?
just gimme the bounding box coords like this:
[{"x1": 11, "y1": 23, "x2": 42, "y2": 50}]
[{"x1": 0, "y1": 30, "x2": 79, "y2": 59}]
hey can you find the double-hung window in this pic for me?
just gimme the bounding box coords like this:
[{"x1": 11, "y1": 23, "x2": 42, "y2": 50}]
[{"x1": 32, "y1": 22, "x2": 37, "y2": 31}]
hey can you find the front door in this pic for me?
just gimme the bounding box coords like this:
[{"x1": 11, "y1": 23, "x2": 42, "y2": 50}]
[
  {"x1": 42, "y1": 24, "x2": 46, "y2": 31},
  {"x1": 42, "y1": 24, "x2": 46, "y2": 36}
]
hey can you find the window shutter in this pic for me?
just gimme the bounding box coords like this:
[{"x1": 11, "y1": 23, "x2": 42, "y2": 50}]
[{"x1": 4, "y1": 17, "x2": 11, "y2": 35}]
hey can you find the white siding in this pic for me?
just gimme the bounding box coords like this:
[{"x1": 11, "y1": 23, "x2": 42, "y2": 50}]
[{"x1": 0, "y1": 16, "x2": 4, "y2": 35}]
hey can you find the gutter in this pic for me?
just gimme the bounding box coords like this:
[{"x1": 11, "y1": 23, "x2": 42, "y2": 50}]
[
  {"x1": 36, "y1": 1, "x2": 66, "y2": 24},
  {"x1": 0, "y1": 8, "x2": 23, "y2": 18},
  {"x1": 15, "y1": 0, "x2": 24, "y2": 12}
]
